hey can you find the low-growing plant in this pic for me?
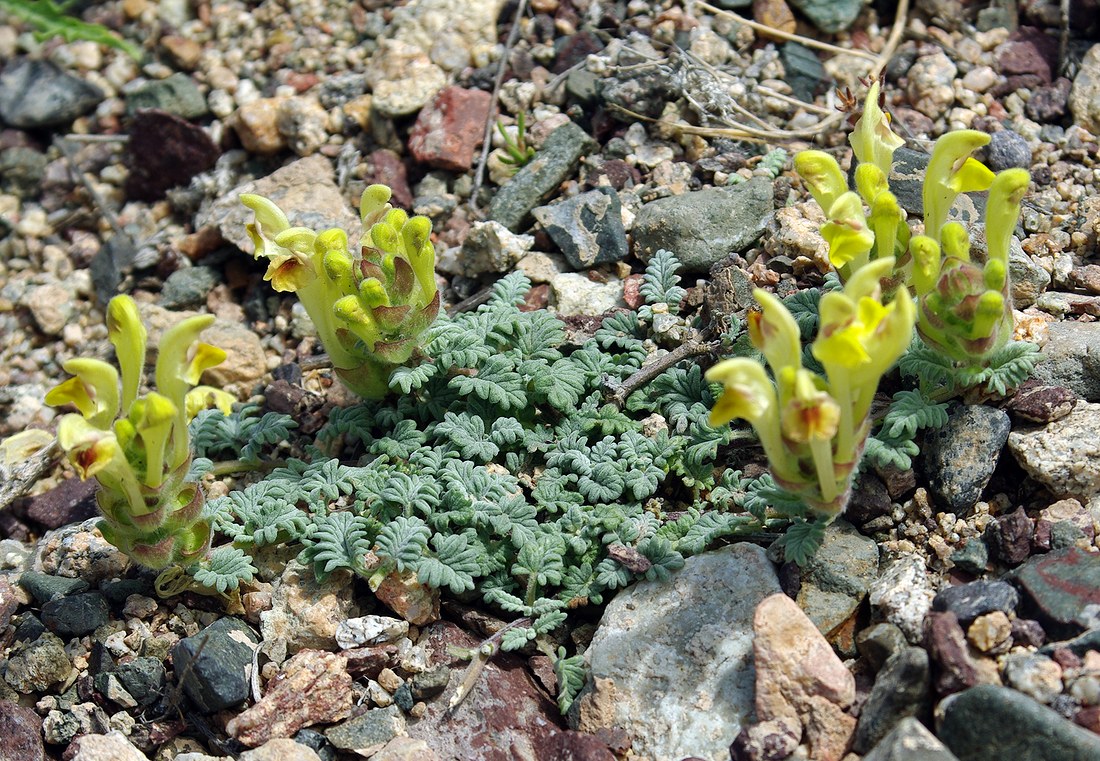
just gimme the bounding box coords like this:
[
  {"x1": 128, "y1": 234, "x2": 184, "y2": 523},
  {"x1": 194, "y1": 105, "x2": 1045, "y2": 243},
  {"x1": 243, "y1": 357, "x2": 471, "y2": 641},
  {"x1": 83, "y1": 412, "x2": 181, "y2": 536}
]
[
  {"x1": 241, "y1": 185, "x2": 440, "y2": 399},
  {"x1": 44, "y1": 295, "x2": 231, "y2": 569}
]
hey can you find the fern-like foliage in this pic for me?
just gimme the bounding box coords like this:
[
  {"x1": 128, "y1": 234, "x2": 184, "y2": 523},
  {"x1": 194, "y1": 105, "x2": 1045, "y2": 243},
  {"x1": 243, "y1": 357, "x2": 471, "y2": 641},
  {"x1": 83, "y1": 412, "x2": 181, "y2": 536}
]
[
  {"x1": 191, "y1": 404, "x2": 297, "y2": 463},
  {"x1": 640, "y1": 249, "x2": 687, "y2": 311},
  {"x1": 190, "y1": 546, "x2": 257, "y2": 593}
]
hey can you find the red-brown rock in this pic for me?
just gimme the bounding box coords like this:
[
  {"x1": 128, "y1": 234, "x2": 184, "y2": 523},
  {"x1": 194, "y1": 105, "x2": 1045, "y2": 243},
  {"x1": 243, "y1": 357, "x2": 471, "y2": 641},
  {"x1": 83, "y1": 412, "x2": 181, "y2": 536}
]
[
  {"x1": 924, "y1": 611, "x2": 980, "y2": 695},
  {"x1": 408, "y1": 87, "x2": 492, "y2": 172}
]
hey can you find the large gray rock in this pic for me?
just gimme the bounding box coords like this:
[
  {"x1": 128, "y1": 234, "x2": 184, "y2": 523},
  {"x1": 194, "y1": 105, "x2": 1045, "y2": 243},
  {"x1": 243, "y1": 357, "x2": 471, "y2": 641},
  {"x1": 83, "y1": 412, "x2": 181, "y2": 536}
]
[
  {"x1": 1008, "y1": 401, "x2": 1100, "y2": 498},
  {"x1": 632, "y1": 178, "x2": 774, "y2": 274},
  {"x1": 853, "y1": 647, "x2": 931, "y2": 753},
  {"x1": 575, "y1": 543, "x2": 781, "y2": 761},
  {"x1": 938, "y1": 684, "x2": 1100, "y2": 761},
  {"x1": 0, "y1": 59, "x2": 103, "y2": 128},
  {"x1": 1029, "y1": 321, "x2": 1100, "y2": 401}
]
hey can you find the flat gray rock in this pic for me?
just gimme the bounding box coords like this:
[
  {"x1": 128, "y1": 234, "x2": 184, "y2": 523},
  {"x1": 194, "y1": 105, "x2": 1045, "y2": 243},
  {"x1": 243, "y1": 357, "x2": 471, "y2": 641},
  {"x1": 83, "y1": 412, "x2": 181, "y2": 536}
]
[
  {"x1": 1029, "y1": 321, "x2": 1100, "y2": 402},
  {"x1": 1008, "y1": 401, "x2": 1100, "y2": 497},
  {"x1": 575, "y1": 543, "x2": 780, "y2": 761},
  {"x1": 862, "y1": 717, "x2": 959, "y2": 761}
]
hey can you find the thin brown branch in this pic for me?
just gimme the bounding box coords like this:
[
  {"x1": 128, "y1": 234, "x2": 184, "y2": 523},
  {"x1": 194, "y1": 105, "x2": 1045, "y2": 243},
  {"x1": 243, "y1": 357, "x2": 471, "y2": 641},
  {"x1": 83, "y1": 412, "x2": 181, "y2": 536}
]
[{"x1": 605, "y1": 336, "x2": 720, "y2": 408}]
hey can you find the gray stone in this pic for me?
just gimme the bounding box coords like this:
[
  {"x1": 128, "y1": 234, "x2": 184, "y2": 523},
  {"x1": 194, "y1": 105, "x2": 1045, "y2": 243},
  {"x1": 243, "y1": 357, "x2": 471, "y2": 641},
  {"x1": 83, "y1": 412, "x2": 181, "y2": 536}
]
[
  {"x1": 160, "y1": 266, "x2": 218, "y2": 309},
  {"x1": 41, "y1": 591, "x2": 109, "y2": 638},
  {"x1": 938, "y1": 684, "x2": 1100, "y2": 761},
  {"x1": 781, "y1": 42, "x2": 827, "y2": 104},
  {"x1": 921, "y1": 405, "x2": 1011, "y2": 515},
  {"x1": 67, "y1": 731, "x2": 146, "y2": 761},
  {"x1": 171, "y1": 617, "x2": 258, "y2": 713},
  {"x1": 869, "y1": 554, "x2": 936, "y2": 644},
  {"x1": 549, "y1": 273, "x2": 624, "y2": 315},
  {"x1": 0, "y1": 59, "x2": 103, "y2": 128},
  {"x1": 787, "y1": 0, "x2": 862, "y2": 32},
  {"x1": 981, "y1": 130, "x2": 1032, "y2": 171},
  {"x1": 857, "y1": 623, "x2": 910, "y2": 672},
  {"x1": 632, "y1": 178, "x2": 774, "y2": 274},
  {"x1": 886, "y1": 148, "x2": 985, "y2": 224},
  {"x1": 1008, "y1": 401, "x2": 1100, "y2": 497},
  {"x1": 3, "y1": 632, "x2": 72, "y2": 693},
  {"x1": 1015, "y1": 546, "x2": 1100, "y2": 629},
  {"x1": 325, "y1": 705, "x2": 405, "y2": 754},
  {"x1": 1029, "y1": 322, "x2": 1100, "y2": 401},
  {"x1": 966, "y1": 225, "x2": 1048, "y2": 308},
  {"x1": 853, "y1": 647, "x2": 931, "y2": 753},
  {"x1": 533, "y1": 187, "x2": 628, "y2": 268},
  {"x1": 1001, "y1": 652, "x2": 1063, "y2": 704},
  {"x1": 113, "y1": 656, "x2": 166, "y2": 706},
  {"x1": 126, "y1": 72, "x2": 208, "y2": 119},
  {"x1": 862, "y1": 717, "x2": 960, "y2": 761},
  {"x1": 948, "y1": 539, "x2": 989, "y2": 574},
  {"x1": 795, "y1": 518, "x2": 879, "y2": 638},
  {"x1": 488, "y1": 120, "x2": 597, "y2": 231},
  {"x1": 1069, "y1": 43, "x2": 1100, "y2": 135},
  {"x1": 452, "y1": 221, "x2": 534, "y2": 276},
  {"x1": 575, "y1": 543, "x2": 782, "y2": 761},
  {"x1": 0, "y1": 146, "x2": 48, "y2": 198},
  {"x1": 18, "y1": 570, "x2": 89, "y2": 604},
  {"x1": 932, "y1": 580, "x2": 1019, "y2": 625}
]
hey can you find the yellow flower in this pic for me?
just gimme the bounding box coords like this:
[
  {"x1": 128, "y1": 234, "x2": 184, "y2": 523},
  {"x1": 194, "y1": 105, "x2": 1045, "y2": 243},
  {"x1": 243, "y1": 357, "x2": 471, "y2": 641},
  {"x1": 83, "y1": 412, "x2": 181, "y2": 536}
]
[
  {"x1": 748, "y1": 289, "x2": 802, "y2": 375},
  {"x1": 849, "y1": 80, "x2": 905, "y2": 178},
  {"x1": 780, "y1": 369, "x2": 840, "y2": 444},
  {"x1": 821, "y1": 192, "x2": 874, "y2": 270},
  {"x1": 706, "y1": 358, "x2": 777, "y2": 428},
  {"x1": 813, "y1": 295, "x2": 893, "y2": 369},
  {"x1": 57, "y1": 414, "x2": 123, "y2": 480}
]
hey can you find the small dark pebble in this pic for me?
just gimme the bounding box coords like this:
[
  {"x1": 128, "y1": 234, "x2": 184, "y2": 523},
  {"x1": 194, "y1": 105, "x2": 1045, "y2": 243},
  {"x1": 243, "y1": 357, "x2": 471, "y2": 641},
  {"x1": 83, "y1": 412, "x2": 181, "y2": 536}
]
[
  {"x1": 392, "y1": 682, "x2": 414, "y2": 712},
  {"x1": 982, "y1": 130, "x2": 1032, "y2": 171},
  {"x1": 99, "y1": 577, "x2": 153, "y2": 606},
  {"x1": 932, "y1": 580, "x2": 1020, "y2": 625},
  {"x1": 949, "y1": 539, "x2": 989, "y2": 575},
  {"x1": 924, "y1": 611, "x2": 979, "y2": 696},
  {"x1": 988, "y1": 507, "x2": 1033, "y2": 566},
  {"x1": 19, "y1": 571, "x2": 89, "y2": 604},
  {"x1": 1005, "y1": 381, "x2": 1077, "y2": 424},
  {"x1": 1011, "y1": 618, "x2": 1046, "y2": 649},
  {"x1": 41, "y1": 592, "x2": 110, "y2": 638}
]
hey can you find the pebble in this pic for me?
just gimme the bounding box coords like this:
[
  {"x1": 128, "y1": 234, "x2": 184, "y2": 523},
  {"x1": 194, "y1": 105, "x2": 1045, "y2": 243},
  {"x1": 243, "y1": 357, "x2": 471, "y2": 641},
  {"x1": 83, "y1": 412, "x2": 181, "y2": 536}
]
[
  {"x1": 277, "y1": 97, "x2": 329, "y2": 156},
  {"x1": 325, "y1": 704, "x2": 406, "y2": 755},
  {"x1": 0, "y1": 702, "x2": 45, "y2": 761},
  {"x1": 171, "y1": 617, "x2": 258, "y2": 713},
  {"x1": 1008, "y1": 401, "x2": 1100, "y2": 496},
  {"x1": 632, "y1": 178, "x2": 774, "y2": 274},
  {"x1": 549, "y1": 273, "x2": 624, "y2": 315},
  {"x1": 365, "y1": 40, "x2": 446, "y2": 118},
  {"x1": 67, "y1": 730, "x2": 147, "y2": 761},
  {"x1": 869, "y1": 554, "x2": 936, "y2": 644},
  {"x1": 488, "y1": 120, "x2": 598, "y2": 232},
  {"x1": 260, "y1": 561, "x2": 359, "y2": 653},
  {"x1": 449, "y1": 221, "x2": 534, "y2": 277},
  {"x1": 794, "y1": 518, "x2": 879, "y2": 643},
  {"x1": 931, "y1": 580, "x2": 1020, "y2": 626},
  {"x1": 989, "y1": 506, "x2": 1034, "y2": 566},
  {"x1": 125, "y1": 71, "x2": 208, "y2": 118},
  {"x1": 18, "y1": 570, "x2": 89, "y2": 604},
  {"x1": 336, "y1": 615, "x2": 410, "y2": 649},
  {"x1": 239, "y1": 738, "x2": 323, "y2": 761},
  {"x1": 982, "y1": 129, "x2": 1032, "y2": 171},
  {"x1": 160, "y1": 266, "x2": 219, "y2": 309},
  {"x1": 1002, "y1": 653, "x2": 1063, "y2": 703},
  {"x1": 41, "y1": 591, "x2": 109, "y2": 638},
  {"x1": 3, "y1": 632, "x2": 73, "y2": 693},
  {"x1": 857, "y1": 623, "x2": 910, "y2": 672},
  {"x1": 920, "y1": 405, "x2": 1010, "y2": 516},
  {"x1": 786, "y1": 0, "x2": 862, "y2": 33},
  {"x1": 752, "y1": 592, "x2": 856, "y2": 761},
  {"x1": 0, "y1": 59, "x2": 104, "y2": 128},
  {"x1": 227, "y1": 650, "x2": 353, "y2": 747},
  {"x1": 966, "y1": 611, "x2": 1013, "y2": 654},
  {"x1": 861, "y1": 717, "x2": 959, "y2": 761},
  {"x1": 408, "y1": 86, "x2": 492, "y2": 172},
  {"x1": 233, "y1": 97, "x2": 290, "y2": 154},
  {"x1": 852, "y1": 646, "x2": 931, "y2": 753},
  {"x1": 533, "y1": 187, "x2": 629, "y2": 269},
  {"x1": 1015, "y1": 546, "x2": 1100, "y2": 630},
  {"x1": 907, "y1": 52, "x2": 958, "y2": 119},
  {"x1": 1068, "y1": 43, "x2": 1100, "y2": 134},
  {"x1": 576, "y1": 544, "x2": 782, "y2": 761},
  {"x1": 924, "y1": 611, "x2": 981, "y2": 695},
  {"x1": 1029, "y1": 322, "x2": 1100, "y2": 401},
  {"x1": 938, "y1": 684, "x2": 1100, "y2": 761},
  {"x1": 22, "y1": 283, "x2": 75, "y2": 336}
]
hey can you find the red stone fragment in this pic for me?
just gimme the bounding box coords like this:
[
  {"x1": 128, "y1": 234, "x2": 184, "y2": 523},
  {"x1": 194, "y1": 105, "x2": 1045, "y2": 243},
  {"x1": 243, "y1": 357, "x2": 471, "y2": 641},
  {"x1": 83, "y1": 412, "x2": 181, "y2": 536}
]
[{"x1": 408, "y1": 86, "x2": 492, "y2": 172}]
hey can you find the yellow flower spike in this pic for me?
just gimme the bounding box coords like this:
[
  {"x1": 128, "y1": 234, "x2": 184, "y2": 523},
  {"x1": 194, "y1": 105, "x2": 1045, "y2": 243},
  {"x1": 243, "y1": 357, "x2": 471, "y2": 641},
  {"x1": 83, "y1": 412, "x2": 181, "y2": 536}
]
[
  {"x1": 922, "y1": 130, "x2": 992, "y2": 243},
  {"x1": 970, "y1": 291, "x2": 1007, "y2": 341},
  {"x1": 854, "y1": 163, "x2": 889, "y2": 206},
  {"x1": 132, "y1": 391, "x2": 178, "y2": 489},
  {"x1": 46, "y1": 358, "x2": 121, "y2": 429},
  {"x1": 333, "y1": 294, "x2": 380, "y2": 348},
  {"x1": 940, "y1": 221, "x2": 971, "y2": 262},
  {"x1": 265, "y1": 253, "x2": 314, "y2": 292},
  {"x1": 749, "y1": 289, "x2": 803, "y2": 376},
  {"x1": 360, "y1": 184, "x2": 393, "y2": 227},
  {"x1": 985, "y1": 168, "x2": 1031, "y2": 269},
  {"x1": 155, "y1": 313, "x2": 219, "y2": 464},
  {"x1": 274, "y1": 226, "x2": 319, "y2": 254},
  {"x1": 360, "y1": 278, "x2": 390, "y2": 309},
  {"x1": 240, "y1": 194, "x2": 290, "y2": 238},
  {"x1": 106, "y1": 295, "x2": 147, "y2": 413},
  {"x1": 780, "y1": 369, "x2": 840, "y2": 443},
  {"x1": 183, "y1": 343, "x2": 228, "y2": 386},
  {"x1": 706, "y1": 357, "x2": 787, "y2": 471},
  {"x1": 869, "y1": 190, "x2": 904, "y2": 262},
  {"x1": 910, "y1": 235, "x2": 942, "y2": 297},
  {"x1": 983, "y1": 257, "x2": 1007, "y2": 293},
  {"x1": 842, "y1": 255, "x2": 893, "y2": 304},
  {"x1": 794, "y1": 150, "x2": 848, "y2": 214},
  {"x1": 821, "y1": 192, "x2": 875, "y2": 271},
  {"x1": 400, "y1": 215, "x2": 437, "y2": 300},
  {"x1": 185, "y1": 386, "x2": 236, "y2": 420},
  {"x1": 0, "y1": 429, "x2": 54, "y2": 465},
  {"x1": 849, "y1": 80, "x2": 905, "y2": 177},
  {"x1": 370, "y1": 220, "x2": 402, "y2": 255},
  {"x1": 58, "y1": 414, "x2": 123, "y2": 480},
  {"x1": 315, "y1": 227, "x2": 348, "y2": 258},
  {"x1": 814, "y1": 292, "x2": 868, "y2": 368}
]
